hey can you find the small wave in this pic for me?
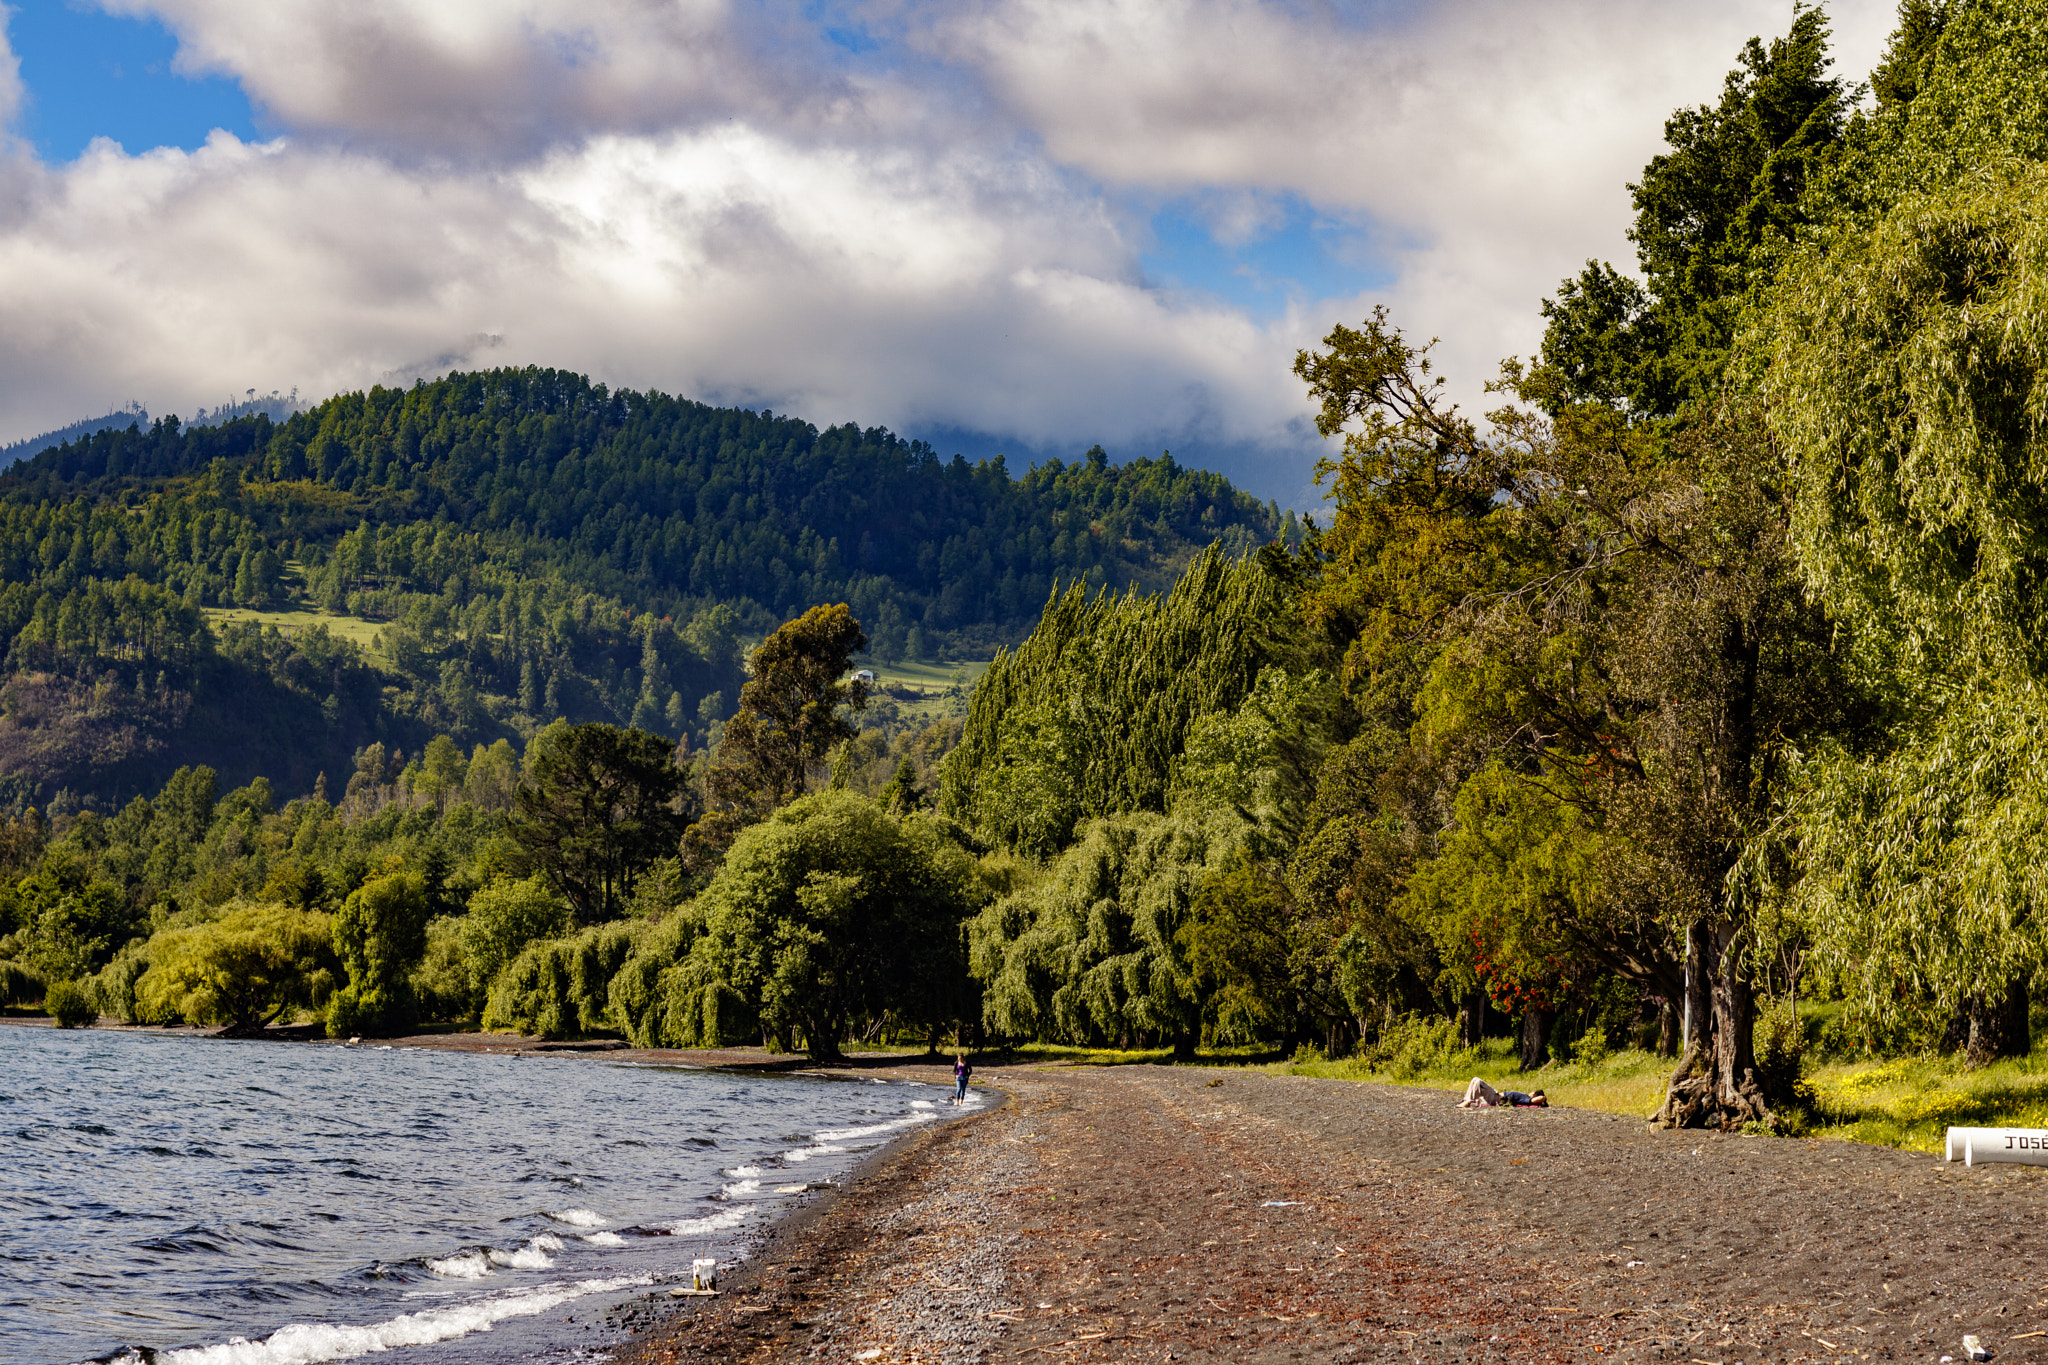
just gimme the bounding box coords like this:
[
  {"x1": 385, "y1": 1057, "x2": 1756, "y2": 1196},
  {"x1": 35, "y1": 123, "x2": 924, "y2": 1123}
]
[
  {"x1": 488, "y1": 1234, "x2": 563, "y2": 1270},
  {"x1": 582, "y1": 1231, "x2": 627, "y2": 1247},
  {"x1": 158, "y1": 1275, "x2": 648, "y2": 1364},
  {"x1": 544, "y1": 1208, "x2": 607, "y2": 1228},
  {"x1": 724, "y1": 1166, "x2": 763, "y2": 1178},
  {"x1": 428, "y1": 1234, "x2": 562, "y2": 1278},
  {"x1": 909, "y1": 1100, "x2": 934, "y2": 1110},
  {"x1": 812, "y1": 1111, "x2": 938, "y2": 1143},
  {"x1": 719, "y1": 1178, "x2": 761, "y2": 1199},
  {"x1": 779, "y1": 1143, "x2": 848, "y2": 1163},
  {"x1": 424, "y1": 1250, "x2": 492, "y2": 1280},
  {"x1": 661, "y1": 1207, "x2": 750, "y2": 1237}
]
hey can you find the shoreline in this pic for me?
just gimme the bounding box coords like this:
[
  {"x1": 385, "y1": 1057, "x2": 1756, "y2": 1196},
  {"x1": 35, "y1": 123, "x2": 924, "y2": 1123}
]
[
  {"x1": 3, "y1": 1015, "x2": 1009, "y2": 1363},
  {"x1": 28, "y1": 1017, "x2": 2048, "y2": 1360},
  {"x1": 602, "y1": 1064, "x2": 2048, "y2": 1364}
]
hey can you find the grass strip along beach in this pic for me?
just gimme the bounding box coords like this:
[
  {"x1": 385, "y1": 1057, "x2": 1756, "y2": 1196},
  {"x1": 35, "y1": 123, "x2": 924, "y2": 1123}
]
[{"x1": 601, "y1": 1051, "x2": 2048, "y2": 1365}]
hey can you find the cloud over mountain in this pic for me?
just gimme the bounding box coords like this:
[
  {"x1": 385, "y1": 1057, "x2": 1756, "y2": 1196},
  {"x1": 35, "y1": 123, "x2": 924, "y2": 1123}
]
[{"x1": 0, "y1": 0, "x2": 1894, "y2": 503}]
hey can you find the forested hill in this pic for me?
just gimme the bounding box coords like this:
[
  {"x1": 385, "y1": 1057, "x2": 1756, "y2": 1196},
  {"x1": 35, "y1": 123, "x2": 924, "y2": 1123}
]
[{"x1": 0, "y1": 368, "x2": 1296, "y2": 810}]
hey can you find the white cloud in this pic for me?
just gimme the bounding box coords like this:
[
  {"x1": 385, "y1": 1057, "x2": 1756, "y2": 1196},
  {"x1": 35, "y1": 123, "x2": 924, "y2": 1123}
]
[
  {"x1": 98, "y1": 0, "x2": 860, "y2": 157},
  {"x1": 0, "y1": 1, "x2": 1907, "y2": 504},
  {"x1": 0, "y1": 4, "x2": 22, "y2": 135},
  {"x1": 0, "y1": 123, "x2": 1319, "y2": 490},
  {"x1": 929, "y1": 0, "x2": 1898, "y2": 402}
]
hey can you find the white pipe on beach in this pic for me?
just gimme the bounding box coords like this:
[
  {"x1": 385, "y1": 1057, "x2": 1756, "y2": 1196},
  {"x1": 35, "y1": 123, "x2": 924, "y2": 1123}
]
[
  {"x1": 1946, "y1": 1127, "x2": 2009, "y2": 1162},
  {"x1": 1956, "y1": 1128, "x2": 2048, "y2": 1167}
]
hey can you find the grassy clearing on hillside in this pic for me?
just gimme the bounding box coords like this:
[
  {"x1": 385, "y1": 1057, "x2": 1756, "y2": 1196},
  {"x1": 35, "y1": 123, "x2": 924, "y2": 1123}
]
[
  {"x1": 202, "y1": 605, "x2": 387, "y2": 655},
  {"x1": 854, "y1": 658, "x2": 992, "y2": 726},
  {"x1": 871, "y1": 658, "x2": 992, "y2": 690}
]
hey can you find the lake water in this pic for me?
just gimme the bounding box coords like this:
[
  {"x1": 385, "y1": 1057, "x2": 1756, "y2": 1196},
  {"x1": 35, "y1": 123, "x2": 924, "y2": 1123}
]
[{"x1": 0, "y1": 1027, "x2": 974, "y2": 1365}]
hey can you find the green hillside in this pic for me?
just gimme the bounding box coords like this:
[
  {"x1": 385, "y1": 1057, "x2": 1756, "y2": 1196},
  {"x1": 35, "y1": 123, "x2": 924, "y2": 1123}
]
[{"x1": 0, "y1": 370, "x2": 1298, "y2": 810}]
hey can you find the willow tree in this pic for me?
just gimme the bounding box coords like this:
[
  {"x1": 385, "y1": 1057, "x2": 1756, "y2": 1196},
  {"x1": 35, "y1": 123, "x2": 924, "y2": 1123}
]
[
  {"x1": 940, "y1": 546, "x2": 1290, "y2": 856},
  {"x1": 969, "y1": 802, "x2": 1249, "y2": 1058},
  {"x1": 687, "y1": 791, "x2": 982, "y2": 1059},
  {"x1": 1752, "y1": 1, "x2": 2048, "y2": 1059}
]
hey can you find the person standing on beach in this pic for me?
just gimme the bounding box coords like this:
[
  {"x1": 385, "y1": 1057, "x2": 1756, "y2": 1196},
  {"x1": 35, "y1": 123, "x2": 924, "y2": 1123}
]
[{"x1": 953, "y1": 1052, "x2": 972, "y2": 1105}]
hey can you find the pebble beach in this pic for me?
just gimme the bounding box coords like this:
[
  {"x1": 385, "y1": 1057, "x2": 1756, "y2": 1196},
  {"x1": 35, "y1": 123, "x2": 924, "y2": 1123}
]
[{"x1": 607, "y1": 1061, "x2": 2048, "y2": 1364}]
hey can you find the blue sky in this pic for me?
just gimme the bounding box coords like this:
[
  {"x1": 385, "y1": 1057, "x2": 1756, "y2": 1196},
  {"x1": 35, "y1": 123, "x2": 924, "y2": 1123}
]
[
  {"x1": 0, "y1": 1, "x2": 1899, "y2": 508},
  {"x1": 1140, "y1": 196, "x2": 1392, "y2": 321},
  {"x1": 8, "y1": 0, "x2": 257, "y2": 159}
]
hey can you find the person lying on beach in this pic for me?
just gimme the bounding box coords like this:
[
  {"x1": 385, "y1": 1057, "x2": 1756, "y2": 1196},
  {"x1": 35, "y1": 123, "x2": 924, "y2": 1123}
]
[{"x1": 1457, "y1": 1078, "x2": 1547, "y2": 1108}]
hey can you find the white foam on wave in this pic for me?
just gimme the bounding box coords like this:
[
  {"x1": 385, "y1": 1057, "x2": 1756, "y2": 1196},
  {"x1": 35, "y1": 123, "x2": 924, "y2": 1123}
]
[
  {"x1": 720, "y1": 1177, "x2": 761, "y2": 1199},
  {"x1": 582, "y1": 1231, "x2": 627, "y2": 1247},
  {"x1": 725, "y1": 1165, "x2": 763, "y2": 1178},
  {"x1": 780, "y1": 1142, "x2": 848, "y2": 1163},
  {"x1": 812, "y1": 1111, "x2": 939, "y2": 1143},
  {"x1": 158, "y1": 1275, "x2": 648, "y2": 1365},
  {"x1": 909, "y1": 1100, "x2": 935, "y2": 1109},
  {"x1": 544, "y1": 1208, "x2": 607, "y2": 1228},
  {"x1": 424, "y1": 1250, "x2": 492, "y2": 1280},
  {"x1": 662, "y1": 1206, "x2": 750, "y2": 1237},
  {"x1": 430, "y1": 1233, "x2": 563, "y2": 1278},
  {"x1": 487, "y1": 1234, "x2": 563, "y2": 1271}
]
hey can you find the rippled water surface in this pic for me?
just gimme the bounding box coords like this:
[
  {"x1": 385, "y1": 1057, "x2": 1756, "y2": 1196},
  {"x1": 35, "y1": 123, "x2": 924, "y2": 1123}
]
[{"x1": 0, "y1": 1027, "x2": 966, "y2": 1364}]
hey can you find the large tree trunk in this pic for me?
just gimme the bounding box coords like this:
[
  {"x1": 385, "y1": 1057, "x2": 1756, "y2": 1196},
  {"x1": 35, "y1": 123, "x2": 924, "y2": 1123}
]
[
  {"x1": 1518, "y1": 1006, "x2": 1554, "y2": 1072},
  {"x1": 1966, "y1": 978, "x2": 2030, "y2": 1068},
  {"x1": 1652, "y1": 919, "x2": 1772, "y2": 1130},
  {"x1": 1656, "y1": 995, "x2": 1679, "y2": 1058},
  {"x1": 1457, "y1": 988, "x2": 1487, "y2": 1050}
]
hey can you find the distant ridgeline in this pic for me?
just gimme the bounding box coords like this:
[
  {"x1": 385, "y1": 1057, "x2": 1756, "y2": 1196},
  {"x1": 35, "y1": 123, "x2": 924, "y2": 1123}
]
[
  {"x1": 0, "y1": 405, "x2": 150, "y2": 468},
  {"x1": 0, "y1": 367, "x2": 1296, "y2": 810}
]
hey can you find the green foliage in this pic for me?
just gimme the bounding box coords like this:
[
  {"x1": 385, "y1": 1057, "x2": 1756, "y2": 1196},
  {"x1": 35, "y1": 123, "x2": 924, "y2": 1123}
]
[
  {"x1": 1401, "y1": 767, "x2": 1605, "y2": 1013},
  {"x1": 1541, "y1": 8, "x2": 1850, "y2": 416},
  {"x1": 460, "y1": 876, "x2": 569, "y2": 1014},
  {"x1": 44, "y1": 978, "x2": 95, "y2": 1028},
  {"x1": 942, "y1": 547, "x2": 1288, "y2": 855},
  {"x1": 329, "y1": 871, "x2": 430, "y2": 1036},
  {"x1": 1752, "y1": 996, "x2": 1807, "y2": 1101},
  {"x1": 1742, "y1": 2, "x2": 2048, "y2": 1045},
  {"x1": 1360, "y1": 1013, "x2": 1457, "y2": 1079},
  {"x1": 1181, "y1": 854, "x2": 1295, "y2": 1045},
  {"x1": 0, "y1": 371, "x2": 1285, "y2": 806},
  {"x1": 606, "y1": 909, "x2": 723, "y2": 1048},
  {"x1": 1870, "y1": 0, "x2": 1951, "y2": 111},
  {"x1": 411, "y1": 915, "x2": 470, "y2": 1023},
  {"x1": 704, "y1": 604, "x2": 868, "y2": 822},
  {"x1": 971, "y1": 804, "x2": 1249, "y2": 1056},
  {"x1": 512, "y1": 723, "x2": 689, "y2": 924},
  {"x1": 1570, "y1": 1024, "x2": 1611, "y2": 1071},
  {"x1": 1765, "y1": 695, "x2": 2048, "y2": 1037},
  {"x1": 88, "y1": 941, "x2": 158, "y2": 1024},
  {"x1": 690, "y1": 791, "x2": 982, "y2": 1058},
  {"x1": 483, "y1": 921, "x2": 639, "y2": 1039},
  {"x1": 0, "y1": 957, "x2": 45, "y2": 1006},
  {"x1": 136, "y1": 902, "x2": 337, "y2": 1031},
  {"x1": 0, "y1": 862, "x2": 138, "y2": 981}
]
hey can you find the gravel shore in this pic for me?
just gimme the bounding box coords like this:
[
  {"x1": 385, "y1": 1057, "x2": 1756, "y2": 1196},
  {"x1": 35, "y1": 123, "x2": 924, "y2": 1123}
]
[{"x1": 610, "y1": 1063, "x2": 2048, "y2": 1364}]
